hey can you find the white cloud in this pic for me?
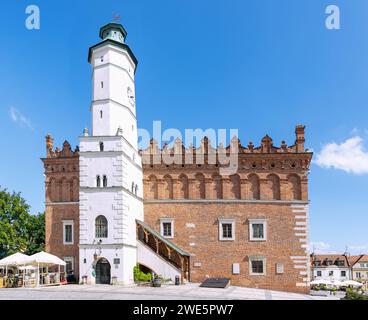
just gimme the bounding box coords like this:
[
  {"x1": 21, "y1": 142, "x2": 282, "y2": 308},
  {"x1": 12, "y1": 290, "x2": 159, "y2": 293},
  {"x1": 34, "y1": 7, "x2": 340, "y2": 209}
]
[
  {"x1": 9, "y1": 106, "x2": 34, "y2": 131},
  {"x1": 315, "y1": 136, "x2": 368, "y2": 175}
]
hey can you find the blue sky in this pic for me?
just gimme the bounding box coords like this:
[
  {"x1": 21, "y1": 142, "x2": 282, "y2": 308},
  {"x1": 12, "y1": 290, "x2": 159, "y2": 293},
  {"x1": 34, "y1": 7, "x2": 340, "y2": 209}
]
[{"x1": 0, "y1": 0, "x2": 367, "y2": 254}]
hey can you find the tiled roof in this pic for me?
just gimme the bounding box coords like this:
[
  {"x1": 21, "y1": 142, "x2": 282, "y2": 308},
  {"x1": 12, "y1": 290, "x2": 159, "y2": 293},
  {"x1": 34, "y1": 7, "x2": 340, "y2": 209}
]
[
  {"x1": 346, "y1": 255, "x2": 364, "y2": 267},
  {"x1": 310, "y1": 254, "x2": 349, "y2": 267}
]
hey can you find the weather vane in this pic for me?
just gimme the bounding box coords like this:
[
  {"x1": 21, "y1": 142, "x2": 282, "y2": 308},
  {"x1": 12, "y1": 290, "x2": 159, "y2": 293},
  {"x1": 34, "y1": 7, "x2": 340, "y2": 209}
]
[{"x1": 113, "y1": 14, "x2": 121, "y2": 23}]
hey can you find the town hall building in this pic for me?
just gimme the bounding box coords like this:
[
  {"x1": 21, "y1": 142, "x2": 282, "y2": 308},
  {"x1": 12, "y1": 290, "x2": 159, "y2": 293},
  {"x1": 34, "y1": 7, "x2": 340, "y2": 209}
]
[{"x1": 42, "y1": 22, "x2": 313, "y2": 293}]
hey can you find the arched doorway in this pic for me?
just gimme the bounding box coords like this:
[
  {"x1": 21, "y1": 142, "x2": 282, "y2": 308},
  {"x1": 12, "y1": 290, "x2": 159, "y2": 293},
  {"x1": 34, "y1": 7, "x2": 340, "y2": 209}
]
[{"x1": 96, "y1": 258, "x2": 111, "y2": 284}]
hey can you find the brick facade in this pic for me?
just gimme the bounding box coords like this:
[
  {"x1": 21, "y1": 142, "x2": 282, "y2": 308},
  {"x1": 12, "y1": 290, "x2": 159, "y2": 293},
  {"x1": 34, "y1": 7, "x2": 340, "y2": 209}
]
[
  {"x1": 43, "y1": 125, "x2": 312, "y2": 293},
  {"x1": 42, "y1": 135, "x2": 80, "y2": 279},
  {"x1": 141, "y1": 125, "x2": 312, "y2": 293}
]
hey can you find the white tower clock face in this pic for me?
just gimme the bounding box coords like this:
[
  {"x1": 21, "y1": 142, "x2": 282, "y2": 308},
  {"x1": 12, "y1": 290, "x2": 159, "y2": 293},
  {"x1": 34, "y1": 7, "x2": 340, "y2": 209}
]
[{"x1": 127, "y1": 87, "x2": 135, "y2": 107}]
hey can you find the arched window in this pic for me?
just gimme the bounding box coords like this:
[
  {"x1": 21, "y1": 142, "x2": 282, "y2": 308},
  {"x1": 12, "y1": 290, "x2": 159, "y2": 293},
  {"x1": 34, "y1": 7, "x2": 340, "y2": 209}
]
[
  {"x1": 100, "y1": 110, "x2": 103, "y2": 118},
  {"x1": 96, "y1": 175, "x2": 101, "y2": 188},
  {"x1": 95, "y1": 215, "x2": 108, "y2": 238},
  {"x1": 131, "y1": 181, "x2": 135, "y2": 193},
  {"x1": 99, "y1": 142, "x2": 104, "y2": 152},
  {"x1": 134, "y1": 184, "x2": 138, "y2": 195},
  {"x1": 103, "y1": 175, "x2": 107, "y2": 187}
]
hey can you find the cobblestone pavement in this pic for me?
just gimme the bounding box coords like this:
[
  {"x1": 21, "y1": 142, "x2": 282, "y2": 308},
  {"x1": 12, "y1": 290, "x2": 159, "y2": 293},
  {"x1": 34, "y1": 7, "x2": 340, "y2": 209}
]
[{"x1": 0, "y1": 283, "x2": 340, "y2": 300}]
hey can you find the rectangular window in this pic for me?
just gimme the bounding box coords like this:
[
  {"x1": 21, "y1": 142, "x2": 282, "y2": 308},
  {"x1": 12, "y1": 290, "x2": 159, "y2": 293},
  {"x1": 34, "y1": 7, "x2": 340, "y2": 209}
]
[
  {"x1": 341, "y1": 271, "x2": 346, "y2": 277},
  {"x1": 329, "y1": 271, "x2": 334, "y2": 276},
  {"x1": 356, "y1": 272, "x2": 361, "y2": 278},
  {"x1": 249, "y1": 219, "x2": 267, "y2": 241},
  {"x1": 317, "y1": 271, "x2": 322, "y2": 277},
  {"x1": 218, "y1": 219, "x2": 235, "y2": 241},
  {"x1": 249, "y1": 257, "x2": 266, "y2": 275},
  {"x1": 64, "y1": 257, "x2": 74, "y2": 274},
  {"x1": 163, "y1": 222, "x2": 172, "y2": 237},
  {"x1": 160, "y1": 218, "x2": 174, "y2": 239},
  {"x1": 63, "y1": 220, "x2": 74, "y2": 245},
  {"x1": 222, "y1": 223, "x2": 233, "y2": 239}
]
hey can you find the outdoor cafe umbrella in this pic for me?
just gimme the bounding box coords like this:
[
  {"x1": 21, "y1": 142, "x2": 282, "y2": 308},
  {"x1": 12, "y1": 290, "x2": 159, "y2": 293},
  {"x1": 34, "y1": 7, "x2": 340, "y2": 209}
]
[
  {"x1": 0, "y1": 252, "x2": 31, "y2": 277},
  {"x1": 329, "y1": 280, "x2": 343, "y2": 287},
  {"x1": 0, "y1": 253, "x2": 30, "y2": 267},
  {"x1": 341, "y1": 280, "x2": 363, "y2": 287},
  {"x1": 310, "y1": 279, "x2": 331, "y2": 285},
  {"x1": 27, "y1": 251, "x2": 66, "y2": 286}
]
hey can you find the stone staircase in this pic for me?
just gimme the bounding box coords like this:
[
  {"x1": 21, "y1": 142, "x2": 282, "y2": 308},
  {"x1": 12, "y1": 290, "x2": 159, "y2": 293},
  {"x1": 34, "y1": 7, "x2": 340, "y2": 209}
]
[{"x1": 136, "y1": 220, "x2": 190, "y2": 283}]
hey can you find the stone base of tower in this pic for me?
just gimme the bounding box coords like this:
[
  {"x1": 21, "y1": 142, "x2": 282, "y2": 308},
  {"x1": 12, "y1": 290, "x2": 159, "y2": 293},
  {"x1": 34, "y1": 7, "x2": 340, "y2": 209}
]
[{"x1": 79, "y1": 245, "x2": 137, "y2": 285}]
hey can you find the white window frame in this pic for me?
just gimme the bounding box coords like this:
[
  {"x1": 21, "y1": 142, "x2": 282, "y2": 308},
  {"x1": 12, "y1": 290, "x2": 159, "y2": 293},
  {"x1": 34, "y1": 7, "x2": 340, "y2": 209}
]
[
  {"x1": 249, "y1": 256, "x2": 266, "y2": 276},
  {"x1": 62, "y1": 220, "x2": 74, "y2": 245},
  {"x1": 249, "y1": 219, "x2": 267, "y2": 241},
  {"x1": 160, "y1": 218, "x2": 174, "y2": 239},
  {"x1": 218, "y1": 219, "x2": 235, "y2": 241},
  {"x1": 64, "y1": 256, "x2": 74, "y2": 273}
]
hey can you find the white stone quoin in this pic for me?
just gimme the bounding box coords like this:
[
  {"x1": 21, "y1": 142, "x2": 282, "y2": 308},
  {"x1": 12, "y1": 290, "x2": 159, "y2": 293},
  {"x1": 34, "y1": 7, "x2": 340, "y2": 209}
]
[{"x1": 78, "y1": 23, "x2": 143, "y2": 285}]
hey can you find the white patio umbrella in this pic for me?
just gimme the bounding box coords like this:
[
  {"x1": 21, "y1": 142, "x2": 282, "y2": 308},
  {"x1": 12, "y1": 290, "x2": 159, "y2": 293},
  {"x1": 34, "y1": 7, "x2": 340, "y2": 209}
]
[
  {"x1": 330, "y1": 280, "x2": 343, "y2": 287},
  {"x1": 28, "y1": 252, "x2": 66, "y2": 266},
  {"x1": 341, "y1": 280, "x2": 363, "y2": 287},
  {"x1": 27, "y1": 251, "x2": 66, "y2": 286},
  {"x1": 18, "y1": 266, "x2": 37, "y2": 271},
  {"x1": 0, "y1": 253, "x2": 30, "y2": 266},
  {"x1": 0, "y1": 252, "x2": 32, "y2": 287}
]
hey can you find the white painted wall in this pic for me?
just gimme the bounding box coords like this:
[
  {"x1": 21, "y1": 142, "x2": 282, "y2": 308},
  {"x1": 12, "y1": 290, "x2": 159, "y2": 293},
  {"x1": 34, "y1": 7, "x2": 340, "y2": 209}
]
[
  {"x1": 78, "y1": 25, "x2": 143, "y2": 285},
  {"x1": 90, "y1": 44, "x2": 137, "y2": 146},
  {"x1": 312, "y1": 266, "x2": 351, "y2": 281},
  {"x1": 137, "y1": 241, "x2": 181, "y2": 282}
]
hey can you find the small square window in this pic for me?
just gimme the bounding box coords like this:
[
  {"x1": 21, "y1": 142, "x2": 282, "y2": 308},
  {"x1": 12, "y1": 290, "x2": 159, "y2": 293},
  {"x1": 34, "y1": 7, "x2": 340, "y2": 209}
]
[
  {"x1": 218, "y1": 219, "x2": 235, "y2": 241},
  {"x1": 160, "y1": 219, "x2": 174, "y2": 239},
  {"x1": 249, "y1": 219, "x2": 267, "y2": 241},
  {"x1": 317, "y1": 271, "x2": 322, "y2": 277},
  {"x1": 222, "y1": 224, "x2": 233, "y2": 239},
  {"x1": 249, "y1": 257, "x2": 266, "y2": 275}
]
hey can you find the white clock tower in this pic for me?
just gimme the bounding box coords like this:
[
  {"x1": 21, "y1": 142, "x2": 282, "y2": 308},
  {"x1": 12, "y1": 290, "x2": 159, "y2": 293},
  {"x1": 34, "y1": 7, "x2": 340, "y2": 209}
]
[{"x1": 78, "y1": 23, "x2": 143, "y2": 285}]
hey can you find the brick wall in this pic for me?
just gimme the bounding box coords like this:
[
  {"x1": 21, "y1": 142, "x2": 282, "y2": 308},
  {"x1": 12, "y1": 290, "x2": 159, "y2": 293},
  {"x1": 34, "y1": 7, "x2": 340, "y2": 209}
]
[
  {"x1": 42, "y1": 137, "x2": 80, "y2": 279},
  {"x1": 141, "y1": 126, "x2": 312, "y2": 293}
]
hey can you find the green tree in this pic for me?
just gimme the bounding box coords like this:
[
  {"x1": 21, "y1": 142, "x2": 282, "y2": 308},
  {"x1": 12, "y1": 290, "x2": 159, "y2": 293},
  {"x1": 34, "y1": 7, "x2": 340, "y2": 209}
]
[{"x1": 0, "y1": 188, "x2": 45, "y2": 259}]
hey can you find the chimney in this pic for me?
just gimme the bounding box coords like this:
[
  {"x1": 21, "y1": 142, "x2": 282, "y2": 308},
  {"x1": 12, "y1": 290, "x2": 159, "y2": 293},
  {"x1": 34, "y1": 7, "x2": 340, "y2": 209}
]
[{"x1": 295, "y1": 125, "x2": 305, "y2": 152}]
